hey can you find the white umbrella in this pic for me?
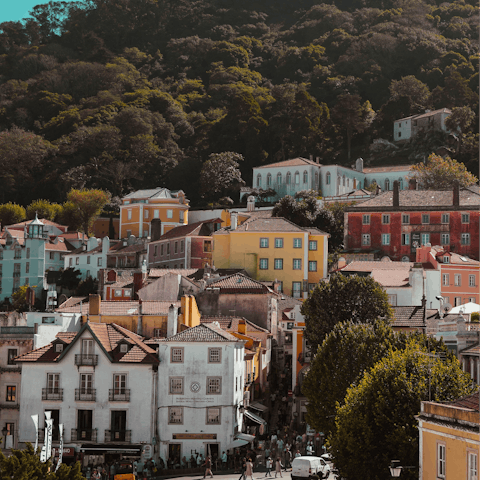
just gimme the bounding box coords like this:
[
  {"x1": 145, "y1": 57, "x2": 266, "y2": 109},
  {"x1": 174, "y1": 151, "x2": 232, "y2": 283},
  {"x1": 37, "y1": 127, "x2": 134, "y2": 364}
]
[{"x1": 450, "y1": 302, "x2": 480, "y2": 314}]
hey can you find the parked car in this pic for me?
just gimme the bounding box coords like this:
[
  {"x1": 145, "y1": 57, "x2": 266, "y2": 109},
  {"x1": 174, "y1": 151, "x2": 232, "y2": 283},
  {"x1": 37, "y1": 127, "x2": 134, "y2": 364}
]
[{"x1": 291, "y1": 456, "x2": 331, "y2": 480}]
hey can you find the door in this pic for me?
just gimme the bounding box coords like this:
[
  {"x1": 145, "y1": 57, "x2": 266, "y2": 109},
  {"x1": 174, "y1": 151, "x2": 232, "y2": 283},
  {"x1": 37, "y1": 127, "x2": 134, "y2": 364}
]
[
  {"x1": 50, "y1": 410, "x2": 60, "y2": 441},
  {"x1": 77, "y1": 410, "x2": 92, "y2": 441},
  {"x1": 168, "y1": 444, "x2": 181, "y2": 464},
  {"x1": 111, "y1": 411, "x2": 127, "y2": 441}
]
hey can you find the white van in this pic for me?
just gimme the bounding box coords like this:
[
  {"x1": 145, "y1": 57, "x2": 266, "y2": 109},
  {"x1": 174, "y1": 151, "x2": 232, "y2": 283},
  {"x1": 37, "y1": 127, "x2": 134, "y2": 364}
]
[{"x1": 291, "y1": 456, "x2": 331, "y2": 480}]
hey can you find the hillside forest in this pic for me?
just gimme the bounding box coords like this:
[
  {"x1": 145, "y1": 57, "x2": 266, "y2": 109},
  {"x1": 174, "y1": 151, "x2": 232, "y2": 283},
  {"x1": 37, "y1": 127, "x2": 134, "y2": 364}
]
[{"x1": 0, "y1": 0, "x2": 478, "y2": 207}]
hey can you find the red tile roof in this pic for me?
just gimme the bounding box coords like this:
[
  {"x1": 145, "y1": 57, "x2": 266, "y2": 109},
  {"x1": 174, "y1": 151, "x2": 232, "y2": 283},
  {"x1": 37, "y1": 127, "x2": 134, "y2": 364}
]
[
  {"x1": 206, "y1": 273, "x2": 273, "y2": 294},
  {"x1": 56, "y1": 300, "x2": 178, "y2": 315},
  {"x1": 151, "y1": 218, "x2": 223, "y2": 242},
  {"x1": 149, "y1": 268, "x2": 198, "y2": 278},
  {"x1": 392, "y1": 306, "x2": 426, "y2": 328},
  {"x1": 158, "y1": 322, "x2": 241, "y2": 342}
]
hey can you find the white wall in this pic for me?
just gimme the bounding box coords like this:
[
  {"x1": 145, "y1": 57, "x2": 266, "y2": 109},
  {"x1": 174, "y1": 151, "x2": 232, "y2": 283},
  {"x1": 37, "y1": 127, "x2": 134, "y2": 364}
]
[{"x1": 25, "y1": 313, "x2": 82, "y2": 348}]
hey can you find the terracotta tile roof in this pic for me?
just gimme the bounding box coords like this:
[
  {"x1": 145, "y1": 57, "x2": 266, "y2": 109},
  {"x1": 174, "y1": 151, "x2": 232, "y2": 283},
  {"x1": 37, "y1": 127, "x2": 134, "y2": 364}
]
[
  {"x1": 445, "y1": 392, "x2": 479, "y2": 411},
  {"x1": 60, "y1": 232, "x2": 88, "y2": 240},
  {"x1": 14, "y1": 343, "x2": 61, "y2": 362},
  {"x1": 56, "y1": 300, "x2": 178, "y2": 315},
  {"x1": 104, "y1": 270, "x2": 135, "y2": 288},
  {"x1": 57, "y1": 296, "x2": 88, "y2": 309},
  {"x1": 149, "y1": 268, "x2": 198, "y2": 278},
  {"x1": 232, "y1": 217, "x2": 305, "y2": 233},
  {"x1": 363, "y1": 165, "x2": 413, "y2": 173},
  {"x1": 55, "y1": 332, "x2": 77, "y2": 343},
  {"x1": 371, "y1": 269, "x2": 411, "y2": 287},
  {"x1": 151, "y1": 218, "x2": 223, "y2": 242},
  {"x1": 201, "y1": 316, "x2": 269, "y2": 333},
  {"x1": 277, "y1": 295, "x2": 302, "y2": 311},
  {"x1": 341, "y1": 261, "x2": 415, "y2": 272},
  {"x1": 392, "y1": 306, "x2": 426, "y2": 328},
  {"x1": 240, "y1": 210, "x2": 273, "y2": 223},
  {"x1": 206, "y1": 273, "x2": 273, "y2": 294},
  {"x1": 5, "y1": 218, "x2": 68, "y2": 229},
  {"x1": 430, "y1": 246, "x2": 480, "y2": 266},
  {"x1": 45, "y1": 242, "x2": 72, "y2": 252},
  {"x1": 159, "y1": 322, "x2": 240, "y2": 342},
  {"x1": 348, "y1": 188, "x2": 480, "y2": 209},
  {"x1": 187, "y1": 268, "x2": 247, "y2": 281},
  {"x1": 123, "y1": 187, "x2": 174, "y2": 200},
  {"x1": 109, "y1": 243, "x2": 146, "y2": 254},
  {"x1": 256, "y1": 157, "x2": 321, "y2": 169}
]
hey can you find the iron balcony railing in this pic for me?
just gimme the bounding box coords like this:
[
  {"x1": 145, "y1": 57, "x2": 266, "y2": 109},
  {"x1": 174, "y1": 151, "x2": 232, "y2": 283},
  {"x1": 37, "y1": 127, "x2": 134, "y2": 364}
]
[
  {"x1": 104, "y1": 430, "x2": 131, "y2": 443},
  {"x1": 75, "y1": 388, "x2": 96, "y2": 401},
  {"x1": 108, "y1": 389, "x2": 131, "y2": 402},
  {"x1": 71, "y1": 428, "x2": 97, "y2": 442},
  {"x1": 42, "y1": 388, "x2": 63, "y2": 401},
  {"x1": 74, "y1": 354, "x2": 98, "y2": 366}
]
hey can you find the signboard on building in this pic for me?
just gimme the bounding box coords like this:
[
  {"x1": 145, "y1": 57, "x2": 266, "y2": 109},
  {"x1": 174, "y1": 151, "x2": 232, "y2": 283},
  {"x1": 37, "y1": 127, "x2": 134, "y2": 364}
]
[
  {"x1": 141, "y1": 444, "x2": 153, "y2": 461},
  {"x1": 411, "y1": 233, "x2": 421, "y2": 252},
  {"x1": 173, "y1": 433, "x2": 217, "y2": 440}
]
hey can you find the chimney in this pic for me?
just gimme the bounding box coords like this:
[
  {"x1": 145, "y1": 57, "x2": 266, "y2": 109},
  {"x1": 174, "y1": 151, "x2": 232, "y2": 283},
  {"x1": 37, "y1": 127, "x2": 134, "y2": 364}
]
[
  {"x1": 316, "y1": 157, "x2": 320, "y2": 164},
  {"x1": 231, "y1": 212, "x2": 238, "y2": 230},
  {"x1": 355, "y1": 158, "x2": 364, "y2": 172},
  {"x1": 151, "y1": 219, "x2": 162, "y2": 241},
  {"x1": 128, "y1": 234, "x2": 136, "y2": 246},
  {"x1": 453, "y1": 181, "x2": 460, "y2": 207},
  {"x1": 247, "y1": 196, "x2": 255, "y2": 212},
  {"x1": 167, "y1": 304, "x2": 178, "y2": 337},
  {"x1": 89, "y1": 294, "x2": 101, "y2": 315},
  {"x1": 409, "y1": 265, "x2": 424, "y2": 306},
  {"x1": 409, "y1": 178, "x2": 417, "y2": 190},
  {"x1": 238, "y1": 319, "x2": 247, "y2": 335},
  {"x1": 393, "y1": 180, "x2": 399, "y2": 207},
  {"x1": 309, "y1": 154, "x2": 313, "y2": 161}
]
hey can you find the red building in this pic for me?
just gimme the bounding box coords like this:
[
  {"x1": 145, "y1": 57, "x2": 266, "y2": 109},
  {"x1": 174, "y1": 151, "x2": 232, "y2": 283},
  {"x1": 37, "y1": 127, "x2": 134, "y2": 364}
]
[
  {"x1": 345, "y1": 182, "x2": 479, "y2": 261},
  {"x1": 147, "y1": 218, "x2": 222, "y2": 269}
]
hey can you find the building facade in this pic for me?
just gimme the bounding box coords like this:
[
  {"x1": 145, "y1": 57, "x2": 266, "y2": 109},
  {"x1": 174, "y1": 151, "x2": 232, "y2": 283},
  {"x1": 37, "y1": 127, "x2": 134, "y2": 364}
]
[
  {"x1": 345, "y1": 183, "x2": 480, "y2": 261},
  {"x1": 394, "y1": 108, "x2": 452, "y2": 143}
]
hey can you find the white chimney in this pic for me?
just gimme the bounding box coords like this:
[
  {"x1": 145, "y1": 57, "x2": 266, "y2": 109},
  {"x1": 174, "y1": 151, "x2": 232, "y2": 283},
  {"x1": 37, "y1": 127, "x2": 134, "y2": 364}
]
[
  {"x1": 231, "y1": 212, "x2": 238, "y2": 230},
  {"x1": 247, "y1": 196, "x2": 255, "y2": 212},
  {"x1": 356, "y1": 158, "x2": 364, "y2": 172},
  {"x1": 166, "y1": 304, "x2": 178, "y2": 338}
]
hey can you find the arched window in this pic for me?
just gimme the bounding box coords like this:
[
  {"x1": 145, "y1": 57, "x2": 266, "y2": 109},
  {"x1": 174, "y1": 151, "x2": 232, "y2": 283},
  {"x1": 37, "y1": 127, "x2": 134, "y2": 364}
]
[
  {"x1": 277, "y1": 172, "x2": 282, "y2": 184},
  {"x1": 267, "y1": 173, "x2": 272, "y2": 186},
  {"x1": 371, "y1": 178, "x2": 376, "y2": 187},
  {"x1": 315, "y1": 172, "x2": 319, "y2": 186},
  {"x1": 257, "y1": 174, "x2": 262, "y2": 188},
  {"x1": 294, "y1": 171, "x2": 300, "y2": 184},
  {"x1": 353, "y1": 179, "x2": 357, "y2": 189},
  {"x1": 286, "y1": 172, "x2": 291, "y2": 184},
  {"x1": 342, "y1": 175, "x2": 346, "y2": 186},
  {"x1": 347, "y1": 178, "x2": 350, "y2": 187},
  {"x1": 337, "y1": 176, "x2": 341, "y2": 185},
  {"x1": 385, "y1": 178, "x2": 390, "y2": 191},
  {"x1": 398, "y1": 178, "x2": 404, "y2": 190},
  {"x1": 326, "y1": 172, "x2": 331, "y2": 185},
  {"x1": 303, "y1": 171, "x2": 308, "y2": 184},
  {"x1": 358, "y1": 181, "x2": 361, "y2": 189}
]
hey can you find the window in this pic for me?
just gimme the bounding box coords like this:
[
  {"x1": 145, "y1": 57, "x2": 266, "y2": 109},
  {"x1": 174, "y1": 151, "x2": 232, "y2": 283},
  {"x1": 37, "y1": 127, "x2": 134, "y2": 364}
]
[
  {"x1": 267, "y1": 174, "x2": 272, "y2": 186},
  {"x1": 398, "y1": 178, "x2": 403, "y2": 190},
  {"x1": 293, "y1": 259, "x2": 302, "y2": 270},
  {"x1": 168, "y1": 407, "x2": 183, "y2": 424},
  {"x1": 203, "y1": 241, "x2": 212, "y2": 252},
  {"x1": 342, "y1": 175, "x2": 345, "y2": 186},
  {"x1": 25, "y1": 262, "x2": 29, "y2": 274},
  {"x1": 174, "y1": 242, "x2": 178, "y2": 254},
  {"x1": 180, "y1": 240, "x2": 184, "y2": 253},
  {"x1": 382, "y1": 234, "x2": 390, "y2": 245},
  {"x1": 259, "y1": 258, "x2": 268, "y2": 270},
  {"x1": 294, "y1": 171, "x2": 300, "y2": 184},
  {"x1": 362, "y1": 215, "x2": 370, "y2": 225},
  {"x1": 421, "y1": 214, "x2": 430, "y2": 224},
  {"x1": 69, "y1": 258, "x2": 73, "y2": 267},
  {"x1": 293, "y1": 238, "x2": 302, "y2": 248},
  {"x1": 442, "y1": 274, "x2": 449, "y2": 286},
  {"x1": 303, "y1": 171, "x2": 308, "y2": 184},
  {"x1": 308, "y1": 261, "x2": 317, "y2": 272},
  {"x1": 468, "y1": 451, "x2": 477, "y2": 480},
  {"x1": 119, "y1": 344, "x2": 128, "y2": 353},
  {"x1": 469, "y1": 275, "x2": 476, "y2": 287},
  {"x1": 286, "y1": 172, "x2": 291, "y2": 184},
  {"x1": 127, "y1": 210, "x2": 132, "y2": 220},
  {"x1": 274, "y1": 259, "x2": 283, "y2": 270},
  {"x1": 274, "y1": 238, "x2": 283, "y2": 248},
  {"x1": 144, "y1": 209, "x2": 149, "y2": 219},
  {"x1": 160, "y1": 244, "x2": 164, "y2": 256},
  {"x1": 206, "y1": 407, "x2": 221, "y2": 425},
  {"x1": 6, "y1": 386, "x2": 16, "y2": 402},
  {"x1": 277, "y1": 172, "x2": 282, "y2": 184},
  {"x1": 388, "y1": 294, "x2": 397, "y2": 306},
  {"x1": 454, "y1": 274, "x2": 461, "y2": 286},
  {"x1": 382, "y1": 214, "x2": 390, "y2": 224},
  {"x1": 167, "y1": 209, "x2": 173, "y2": 219},
  {"x1": 462, "y1": 213, "x2": 470, "y2": 224},
  {"x1": 47, "y1": 373, "x2": 60, "y2": 392},
  {"x1": 309, "y1": 240, "x2": 317, "y2": 251},
  {"x1": 362, "y1": 234, "x2": 371, "y2": 246},
  {"x1": 443, "y1": 256, "x2": 450, "y2": 264},
  {"x1": 171, "y1": 348, "x2": 184, "y2": 363},
  {"x1": 455, "y1": 297, "x2": 461, "y2": 306},
  {"x1": 208, "y1": 348, "x2": 221, "y2": 363},
  {"x1": 7, "y1": 349, "x2": 17, "y2": 365},
  {"x1": 260, "y1": 238, "x2": 269, "y2": 248},
  {"x1": 154, "y1": 209, "x2": 159, "y2": 218},
  {"x1": 169, "y1": 377, "x2": 184, "y2": 394},
  {"x1": 421, "y1": 233, "x2": 430, "y2": 245},
  {"x1": 441, "y1": 233, "x2": 450, "y2": 245},
  {"x1": 49, "y1": 251, "x2": 54, "y2": 260},
  {"x1": 154, "y1": 245, "x2": 158, "y2": 257},
  {"x1": 461, "y1": 233, "x2": 470, "y2": 245},
  {"x1": 26, "y1": 248, "x2": 30, "y2": 259},
  {"x1": 167, "y1": 243, "x2": 170, "y2": 255},
  {"x1": 256, "y1": 174, "x2": 262, "y2": 187},
  {"x1": 76, "y1": 257, "x2": 79, "y2": 265},
  {"x1": 401, "y1": 233, "x2": 410, "y2": 246},
  {"x1": 14, "y1": 249, "x2": 21, "y2": 259},
  {"x1": 292, "y1": 282, "x2": 301, "y2": 298},
  {"x1": 326, "y1": 172, "x2": 331, "y2": 185},
  {"x1": 86, "y1": 256, "x2": 91, "y2": 265},
  {"x1": 385, "y1": 179, "x2": 390, "y2": 190},
  {"x1": 114, "y1": 289, "x2": 122, "y2": 297},
  {"x1": 437, "y1": 443, "x2": 446, "y2": 478},
  {"x1": 55, "y1": 343, "x2": 63, "y2": 352},
  {"x1": 441, "y1": 213, "x2": 449, "y2": 224},
  {"x1": 207, "y1": 377, "x2": 221, "y2": 394}
]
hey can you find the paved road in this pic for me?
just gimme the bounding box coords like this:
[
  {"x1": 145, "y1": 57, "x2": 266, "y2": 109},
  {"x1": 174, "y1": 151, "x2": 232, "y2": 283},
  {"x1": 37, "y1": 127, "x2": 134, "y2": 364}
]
[{"x1": 160, "y1": 469, "x2": 335, "y2": 480}]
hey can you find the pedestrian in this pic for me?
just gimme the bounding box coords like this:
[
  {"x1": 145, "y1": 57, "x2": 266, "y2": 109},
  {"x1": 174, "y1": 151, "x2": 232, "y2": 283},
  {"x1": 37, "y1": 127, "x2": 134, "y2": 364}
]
[
  {"x1": 221, "y1": 451, "x2": 227, "y2": 471},
  {"x1": 274, "y1": 458, "x2": 283, "y2": 478},
  {"x1": 238, "y1": 457, "x2": 247, "y2": 480},
  {"x1": 285, "y1": 449, "x2": 292, "y2": 470},
  {"x1": 265, "y1": 457, "x2": 273, "y2": 477},
  {"x1": 295, "y1": 450, "x2": 301, "y2": 458},
  {"x1": 203, "y1": 455, "x2": 214, "y2": 479},
  {"x1": 245, "y1": 458, "x2": 254, "y2": 480}
]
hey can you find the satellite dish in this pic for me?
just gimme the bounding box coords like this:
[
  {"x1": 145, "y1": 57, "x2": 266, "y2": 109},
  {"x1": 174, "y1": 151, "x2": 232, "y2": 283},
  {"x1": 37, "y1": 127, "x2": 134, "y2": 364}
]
[{"x1": 443, "y1": 303, "x2": 452, "y2": 313}]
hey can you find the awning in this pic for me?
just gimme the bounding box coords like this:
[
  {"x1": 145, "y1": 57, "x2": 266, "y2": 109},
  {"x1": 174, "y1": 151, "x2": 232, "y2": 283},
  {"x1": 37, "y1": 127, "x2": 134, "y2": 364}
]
[
  {"x1": 249, "y1": 402, "x2": 268, "y2": 413},
  {"x1": 227, "y1": 433, "x2": 255, "y2": 449},
  {"x1": 80, "y1": 444, "x2": 142, "y2": 454},
  {"x1": 244, "y1": 409, "x2": 267, "y2": 425}
]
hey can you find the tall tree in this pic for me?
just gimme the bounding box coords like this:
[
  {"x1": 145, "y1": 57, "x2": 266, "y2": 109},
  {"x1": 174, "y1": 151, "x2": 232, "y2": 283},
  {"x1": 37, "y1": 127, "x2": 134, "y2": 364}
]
[
  {"x1": 0, "y1": 203, "x2": 26, "y2": 227},
  {"x1": 331, "y1": 340, "x2": 475, "y2": 480},
  {"x1": 66, "y1": 188, "x2": 111, "y2": 235},
  {"x1": 411, "y1": 153, "x2": 478, "y2": 189},
  {"x1": 302, "y1": 273, "x2": 392, "y2": 349},
  {"x1": 444, "y1": 106, "x2": 476, "y2": 153}
]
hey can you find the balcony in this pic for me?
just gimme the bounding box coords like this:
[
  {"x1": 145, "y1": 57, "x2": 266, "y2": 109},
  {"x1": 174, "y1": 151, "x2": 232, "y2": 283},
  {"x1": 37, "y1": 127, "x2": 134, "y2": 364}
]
[
  {"x1": 75, "y1": 354, "x2": 98, "y2": 366},
  {"x1": 42, "y1": 388, "x2": 63, "y2": 401},
  {"x1": 71, "y1": 428, "x2": 97, "y2": 442},
  {"x1": 109, "y1": 389, "x2": 131, "y2": 402},
  {"x1": 104, "y1": 430, "x2": 131, "y2": 443},
  {"x1": 75, "y1": 388, "x2": 96, "y2": 401}
]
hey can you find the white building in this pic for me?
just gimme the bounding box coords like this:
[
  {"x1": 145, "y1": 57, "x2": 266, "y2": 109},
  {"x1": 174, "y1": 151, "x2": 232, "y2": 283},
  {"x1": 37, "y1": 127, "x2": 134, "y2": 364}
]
[
  {"x1": 16, "y1": 323, "x2": 159, "y2": 462},
  {"x1": 154, "y1": 323, "x2": 247, "y2": 462},
  {"x1": 63, "y1": 237, "x2": 110, "y2": 281},
  {"x1": 393, "y1": 108, "x2": 452, "y2": 142}
]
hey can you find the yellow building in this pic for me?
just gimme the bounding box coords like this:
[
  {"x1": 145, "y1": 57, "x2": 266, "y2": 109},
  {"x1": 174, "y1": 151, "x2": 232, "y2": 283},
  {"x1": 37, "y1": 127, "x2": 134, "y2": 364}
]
[
  {"x1": 120, "y1": 187, "x2": 189, "y2": 239},
  {"x1": 417, "y1": 394, "x2": 479, "y2": 480},
  {"x1": 212, "y1": 215, "x2": 329, "y2": 298}
]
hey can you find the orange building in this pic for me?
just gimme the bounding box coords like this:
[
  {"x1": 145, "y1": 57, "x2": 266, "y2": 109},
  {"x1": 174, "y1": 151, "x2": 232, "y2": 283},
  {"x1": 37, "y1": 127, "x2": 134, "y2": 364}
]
[{"x1": 119, "y1": 188, "x2": 189, "y2": 239}]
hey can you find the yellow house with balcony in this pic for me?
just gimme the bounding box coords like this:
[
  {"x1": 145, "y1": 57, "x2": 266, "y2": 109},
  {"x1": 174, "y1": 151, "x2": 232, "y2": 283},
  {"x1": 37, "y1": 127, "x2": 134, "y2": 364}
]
[
  {"x1": 120, "y1": 187, "x2": 189, "y2": 239},
  {"x1": 212, "y1": 216, "x2": 329, "y2": 298},
  {"x1": 417, "y1": 394, "x2": 480, "y2": 480}
]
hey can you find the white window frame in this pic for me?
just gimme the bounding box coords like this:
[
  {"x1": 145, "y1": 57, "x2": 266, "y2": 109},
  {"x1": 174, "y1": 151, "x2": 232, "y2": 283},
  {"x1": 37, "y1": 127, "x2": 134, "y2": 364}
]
[
  {"x1": 437, "y1": 443, "x2": 446, "y2": 478},
  {"x1": 206, "y1": 407, "x2": 221, "y2": 425},
  {"x1": 382, "y1": 234, "x2": 390, "y2": 246},
  {"x1": 260, "y1": 238, "x2": 269, "y2": 248},
  {"x1": 293, "y1": 259, "x2": 302, "y2": 270},
  {"x1": 293, "y1": 238, "x2": 302, "y2": 248},
  {"x1": 208, "y1": 348, "x2": 221, "y2": 364},
  {"x1": 362, "y1": 234, "x2": 370, "y2": 246},
  {"x1": 441, "y1": 233, "x2": 450, "y2": 245},
  {"x1": 454, "y1": 274, "x2": 461, "y2": 286},
  {"x1": 309, "y1": 240, "x2": 317, "y2": 250},
  {"x1": 382, "y1": 214, "x2": 390, "y2": 224},
  {"x1": 169, "y1": 377, "x2": 184, "y2": 395},
  {"x1": 259, "y1": 258, "x2": 268, "y2": 270},
  {"x1": 461, "y1": 233, "x2": 470, "y2": 245},
  {"x1": 441, "y1": 213, "x2": 449, "y2": 224},
  {"x1": 171, "y1": 347, "x2": 184, "y2": 363},
  {"x1": 469, "y1": 275, "x2": 476, "y2": 287},
  {"x1": 468, "y1": 451, "x2": 478, "y2": 480},
  {"x1": 402, "y1": 214, "x2": 410, "y2": 224},
  {"x1": 274, "y1": 259, "x2": 283, "y2": 270},
  {"x1": 308, "y1": 261, "x2": 317, "y2": 272},
  {"x1": 442, "y1": 274, "x2": 449, "y2": 286},
  {"x1": 362, "y1": 215, "x2": 370, "y2": 225},
  {"x1": 168, "y1": 406, "x2": 183, "y2": 425},
  {"x1": 167, "y1": 209, "x2": 173, "y2": 219}
]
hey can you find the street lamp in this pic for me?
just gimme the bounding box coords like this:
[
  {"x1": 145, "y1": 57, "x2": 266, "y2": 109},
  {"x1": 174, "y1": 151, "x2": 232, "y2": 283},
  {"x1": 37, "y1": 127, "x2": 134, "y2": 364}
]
[{"x1": 389, "y1": 460, "x2": 402, "y2": 477}]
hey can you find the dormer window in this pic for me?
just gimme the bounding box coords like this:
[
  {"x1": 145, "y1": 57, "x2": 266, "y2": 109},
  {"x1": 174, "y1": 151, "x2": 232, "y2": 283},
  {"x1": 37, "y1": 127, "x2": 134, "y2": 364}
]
[
  {"x1": 120, "y1": 344, "x2": 128, "y2": 353},
  {"x1": 55, "y1": 344, "x2": 64, "y2": 353},
  {"x1": 443, "y1": 256, "x2": 450, "y2": 264}
]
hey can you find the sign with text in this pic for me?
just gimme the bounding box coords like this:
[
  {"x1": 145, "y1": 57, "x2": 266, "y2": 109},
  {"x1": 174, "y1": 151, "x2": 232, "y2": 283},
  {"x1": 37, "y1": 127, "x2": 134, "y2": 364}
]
[{"x1": 173, "y1": 433, "x2": 217, "y2": 440}]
